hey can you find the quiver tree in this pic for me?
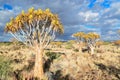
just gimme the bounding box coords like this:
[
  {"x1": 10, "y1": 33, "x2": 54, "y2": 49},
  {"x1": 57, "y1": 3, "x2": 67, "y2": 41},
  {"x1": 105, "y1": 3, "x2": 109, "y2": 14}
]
[
  {"x1": 72, "y1": 32, "x2": 85, "y2": 53},
  {"x1": 5, "y1": 7, "x2": 64, "y2": 79},
  {"x1": 83, "y1": 32, "x2": 100, "y2": 54}
]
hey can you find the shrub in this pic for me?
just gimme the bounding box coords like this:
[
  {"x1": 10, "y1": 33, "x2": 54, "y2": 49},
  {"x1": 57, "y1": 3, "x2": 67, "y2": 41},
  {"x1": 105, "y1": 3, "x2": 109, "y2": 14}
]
[
  {"x1": 0, "y1": 42, "x2": 12, "y2": 46},
  {"x1": 65, "y1": 42, "x2": 74, "y2": 49},
  {"x1": 46, "y1": 52, "x2": 61, "y2": 60},
  {"x1": 0, "y1": 56, "x2": 13, "y2": 80},
  {"x1": 103, "y1": 41, "x2": 111, "y2": 45},
  {"x1": 67, "y1": 40, "x2": 76, "y2": 44},
  {"x1": 74, "y1": 49, "x2": 79, "y2": 52}
]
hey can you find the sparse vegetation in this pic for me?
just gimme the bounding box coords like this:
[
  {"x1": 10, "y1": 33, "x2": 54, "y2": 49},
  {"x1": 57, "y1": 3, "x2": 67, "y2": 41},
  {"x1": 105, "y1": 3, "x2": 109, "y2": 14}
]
[
  {"x1": 5, "y1": 7, "x2": 64, "y2": 79},
  {"x1": 1, "y1": 5, "x2": 120, "y2": 80},
  {"x1": 74, "y1": 49, "x2": 79, "y2": 52},
  {"x1": 46, "y1": 52, "x2": 61, "y2": 60},
  {"x1": 0, "y1": 56, "x2": 13, "y2": 80},
  {"x1": 65, "y1": 41, "x2": 74, "y2": 49},
  {"x1": 0, "y1": 41, "x2": 120, "y2": 80}
]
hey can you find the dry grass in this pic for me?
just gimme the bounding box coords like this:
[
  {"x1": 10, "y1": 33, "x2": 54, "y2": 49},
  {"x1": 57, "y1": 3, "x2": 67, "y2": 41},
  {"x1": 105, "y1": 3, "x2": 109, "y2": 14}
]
[{"x1": 0, "y1": 42, "x2": 120, "y2": 80}]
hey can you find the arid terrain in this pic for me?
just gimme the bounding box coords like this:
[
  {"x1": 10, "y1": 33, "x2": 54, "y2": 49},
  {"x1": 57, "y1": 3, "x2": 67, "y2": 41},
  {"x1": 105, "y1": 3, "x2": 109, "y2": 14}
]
[{"x1": 0, "y1": 41, "x2": 120, "y2": 80}]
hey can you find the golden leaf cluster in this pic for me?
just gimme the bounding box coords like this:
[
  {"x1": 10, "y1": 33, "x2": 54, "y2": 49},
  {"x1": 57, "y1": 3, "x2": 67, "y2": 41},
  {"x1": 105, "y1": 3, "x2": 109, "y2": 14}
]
[
  {"x1": 73, "y1": 32, "x2": 100, "y2": 40},
  {"x1": 86, "y1": 32, "x2": 100, "y2": 40},
  {"x1": 5, "y1": 7, "x2": 64, "y2": 34},
  {"x1": 72, "y1": 32, "x2": 85, "y2": 38}
]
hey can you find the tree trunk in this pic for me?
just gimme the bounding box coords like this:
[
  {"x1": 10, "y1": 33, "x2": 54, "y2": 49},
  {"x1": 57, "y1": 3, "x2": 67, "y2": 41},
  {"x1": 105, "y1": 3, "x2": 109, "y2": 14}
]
[
  {"x1": 34, "y1": 47, "x2": 44, "y2": 79},
  {"x1": 79, "y1": 41, "x2": 82, "y2": 53},
  {"x1": 90, "y1": 46, "x2": 94, "y2": 55},
  {"x1": 79, "y1": 45, "x2": 82, "y2": 53}
]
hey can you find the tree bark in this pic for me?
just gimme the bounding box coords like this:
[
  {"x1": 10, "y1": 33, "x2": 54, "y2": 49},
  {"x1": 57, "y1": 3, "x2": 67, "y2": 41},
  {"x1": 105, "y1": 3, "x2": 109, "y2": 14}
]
[
  {"x1": 34, "y1": 47, "x2": 44, "y2": 79},
  {"x1": 79, "y1": 45, "x2": 82, "y2": 53},
  {"x1": 90, "y1": 46, "x2": 94, "y2": 55},
  {"x1": 79, "y1": 41, "x2": 82, "y2": 53}
]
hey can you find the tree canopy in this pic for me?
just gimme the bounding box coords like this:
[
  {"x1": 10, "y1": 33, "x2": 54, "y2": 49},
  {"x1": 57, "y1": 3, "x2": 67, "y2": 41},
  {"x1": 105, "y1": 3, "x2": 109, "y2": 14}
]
[
  {"x1": 72, "y1": 32, "x2": 85, "y2": 42},
  {"x1": 72, "y1": 31, "x2": 100, "y2": 54},
  {"x1": 5, "y1": 7, "x2": 64, "y2": 79},
  {"x1": 5, "y1": 7, "x2": 64, "y2": 48}
]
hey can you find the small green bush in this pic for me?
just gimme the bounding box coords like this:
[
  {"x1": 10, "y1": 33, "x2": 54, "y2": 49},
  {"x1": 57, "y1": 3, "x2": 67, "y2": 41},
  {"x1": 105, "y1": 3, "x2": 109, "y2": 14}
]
[
  {"x1": 74, "y1": 49, "x2": 79, "y2": 52},
  {"x1": 0, "y1": 56, "x2": 13, "y2": 80},
  {"x1": 0, "y1": 42, "x2": 12, "y2": 46},
  {"x1": 46, "y1": 52, "x2": 61, "y2": 60},
  {"x1": 65, "y1": 43, "x2": 74, "y2": 49},
  {"x1": 103, "y1": 41, "x2": 111, "y2": 45}
]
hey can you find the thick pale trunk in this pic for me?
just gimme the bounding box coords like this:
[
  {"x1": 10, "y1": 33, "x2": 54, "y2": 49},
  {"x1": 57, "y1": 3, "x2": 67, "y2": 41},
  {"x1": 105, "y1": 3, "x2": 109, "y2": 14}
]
[
  {"x1": 90, "y1": 47, "x2": 94, "y2": 55},
  {"x1": 79, "y1": 46, "x2": 82, "y2": 53},
  {"x1": 79, "y1": 41, "x2": 82, "y2": 53},
  {"x1": 34, "y1": 48, "x2": 44, "y2": 79}
]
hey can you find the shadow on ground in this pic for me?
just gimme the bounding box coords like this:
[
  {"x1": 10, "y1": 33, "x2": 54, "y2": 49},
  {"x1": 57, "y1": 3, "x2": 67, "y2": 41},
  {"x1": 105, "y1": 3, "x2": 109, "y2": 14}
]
[{"x1": 95, "y1": 63, "x2": 120, "y2": 79}]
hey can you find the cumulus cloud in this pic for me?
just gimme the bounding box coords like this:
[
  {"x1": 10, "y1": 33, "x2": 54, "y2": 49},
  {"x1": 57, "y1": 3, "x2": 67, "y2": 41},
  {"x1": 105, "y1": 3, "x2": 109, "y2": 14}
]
[
  {"x1": 0, "y1": 0, "x2": 120, "y2": 41},
  {"x1": 78, "y1": 11, "x2": 99, "y2": 21}
]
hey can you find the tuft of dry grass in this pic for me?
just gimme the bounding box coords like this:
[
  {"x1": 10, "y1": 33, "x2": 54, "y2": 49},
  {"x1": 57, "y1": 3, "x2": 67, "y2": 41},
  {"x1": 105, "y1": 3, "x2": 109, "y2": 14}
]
[{"x1": 0, "y1": 42, "x2": 120, "y2": 80}]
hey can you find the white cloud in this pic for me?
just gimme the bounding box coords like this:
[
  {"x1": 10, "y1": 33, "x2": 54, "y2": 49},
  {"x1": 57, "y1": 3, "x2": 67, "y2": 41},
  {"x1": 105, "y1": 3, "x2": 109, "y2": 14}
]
[
  {"x1": 0, "y1": 10, "x2": 15, "y2": 29},
  {"x1": 0, "y1": 0, "x2": 120, "y2": 41},
  {"x1": 108, "y1": 31, "x2": 116, "y2": 35},
  {"x1": 78, "y1": 11, "x2": 99, "y2": 21},
  {"x1": 0, "y1": 10, "x2": 14, "y2": 20}
]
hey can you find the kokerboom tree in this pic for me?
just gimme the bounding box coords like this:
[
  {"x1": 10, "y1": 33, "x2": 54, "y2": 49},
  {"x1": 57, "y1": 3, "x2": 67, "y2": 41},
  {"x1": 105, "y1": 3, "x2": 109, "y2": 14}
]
[
  {"x1": 72, "y1": 32, "x2": 85, "y2": 53},
  {"x1": 5, "y1": 7, "x2": 64, "y2": 79},
  {"x1": 83, "y1": 32, "x2": 100, "y2": 54}
]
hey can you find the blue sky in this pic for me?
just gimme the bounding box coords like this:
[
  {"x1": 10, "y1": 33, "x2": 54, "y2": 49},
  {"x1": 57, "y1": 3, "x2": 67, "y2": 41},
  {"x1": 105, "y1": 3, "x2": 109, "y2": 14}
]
[{"x1": 0, "y1": 0, "x2": 120, "y2": 41}]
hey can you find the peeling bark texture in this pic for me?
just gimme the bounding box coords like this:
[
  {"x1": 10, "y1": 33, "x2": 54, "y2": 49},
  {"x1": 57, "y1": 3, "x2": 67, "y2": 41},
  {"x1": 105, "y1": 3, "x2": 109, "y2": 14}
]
[
  {"x1": 34, "y1": 47, "x2": 44, "y2": 79},
  {"x1": 91, "y1": 48, "x2": 94, "y2": 55},
  {"x1": 79, "y1": 41, "x2": 83, "y2": 53},
  {"x1": 79, "y1": 47, "x2": 82, "y2": 53},
  {"x1": 78, "y1": 44, "x2": 82, "y2": 53},
  {"x1": 90, "y1": 46, "x2": 94, "y2": 55}
]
